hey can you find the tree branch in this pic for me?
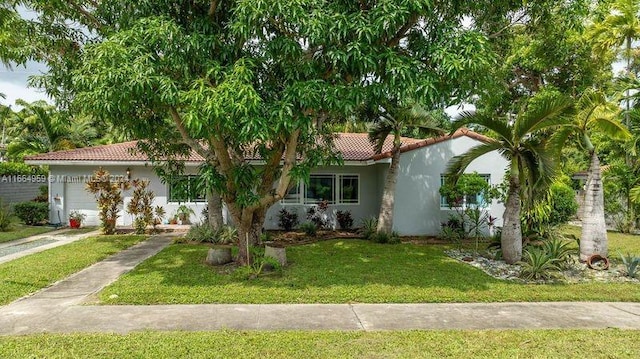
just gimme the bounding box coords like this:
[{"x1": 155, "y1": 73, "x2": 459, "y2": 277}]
[
  {"x1": 249, "y1": 129, "x2": 300, "y2": 211},
  {"x1": 66, "y1": 0, "x2": 102, "y2": 30},
  {"x1": 208, "y1": 0, "x2": 219, "y2": 17},
  {"x1": 386, "y1": 14, "x2": 418, "y2": 47},
  {"x1": 168, "y1": 106, "x2": 216, "y2": 163}
]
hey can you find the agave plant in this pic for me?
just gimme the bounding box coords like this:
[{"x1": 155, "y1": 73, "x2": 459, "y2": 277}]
[
  {"x1": 619, "y1": 252, "x2": 640, "y2": 278},
  {"x1": 519, "y1": 248, "x2": 560, "y2": 281},
  {"x1": 542, "y1": 238, "x2": 576, "y2": 269}
]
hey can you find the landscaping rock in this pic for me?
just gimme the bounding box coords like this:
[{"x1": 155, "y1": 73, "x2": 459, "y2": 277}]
[
  {"x1": 206, "y1": 247, "x2": 232, "y2": 266},
  {"x1": 265, "y1": 245, "x2": 287, "y2": 266},
  {"x1": 445, "y1": 249, "x2": 640, "y2": 284}
]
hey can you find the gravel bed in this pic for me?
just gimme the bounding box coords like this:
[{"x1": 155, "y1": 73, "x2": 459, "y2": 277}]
[{"x1": 445, "y1": 249, "x2": 640, "y2": 284}]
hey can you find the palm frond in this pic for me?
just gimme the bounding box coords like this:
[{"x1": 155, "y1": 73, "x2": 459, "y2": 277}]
[
  {"x1": 445, "y1": 141, "x2": 503, "y2": 179},
  {"x1": 451, "y1": 112, "x2": 512, "y2": 144},
  {"x1": 589, "y1": 117, "x2": 630, "y2": 141},
  {"x1": 368, "y1": 120, "x2": 394, "y2": 154},
  {"x1": 517, "y1": 94, "x2": 573, "y2": 137}
]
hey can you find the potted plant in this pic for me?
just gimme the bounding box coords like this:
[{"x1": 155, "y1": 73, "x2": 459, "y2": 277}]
[
  {"x1": 69, "y1": 210, "x2": 86, "y2": 229},
  {"x1": 176, "y1": 205, "x2": 195, "y2": 225}
]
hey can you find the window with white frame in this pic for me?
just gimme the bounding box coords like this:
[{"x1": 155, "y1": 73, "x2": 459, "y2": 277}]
[
  {"x1": 440, "y1": 174, "x2": 491, "y2": 208},
  {"x1": 168, "y1": 175, "x2": 206, "y2": 203},
  {"x1": 282, "y1": 174, "x2": 360, "y2": 205}
]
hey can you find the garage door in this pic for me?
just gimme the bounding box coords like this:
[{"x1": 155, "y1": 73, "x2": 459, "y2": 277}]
[{"x1": 64, "y1": 182, "x2": 101, "y2": 226}]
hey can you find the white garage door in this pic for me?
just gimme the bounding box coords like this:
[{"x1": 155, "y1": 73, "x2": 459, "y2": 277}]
[{"x1": 64, "y1": 182, "x2": 101, "y2": 226}]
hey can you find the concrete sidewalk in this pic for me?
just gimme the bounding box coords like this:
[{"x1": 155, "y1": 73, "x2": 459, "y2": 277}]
[{"x1": 1, "y1": 235, "x2": 640, "y2": 335}]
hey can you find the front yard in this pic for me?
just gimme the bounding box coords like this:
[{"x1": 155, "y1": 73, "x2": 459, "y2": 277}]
[
  {"x1": 0, "y1": 234, "x2": 146, "y2": 305},
  {"x1": 0, "y1": 223, "x2": 56, "y2": 244},
  {"x1": 99, "y1": 232, "x2": 640, "y2": 305}
]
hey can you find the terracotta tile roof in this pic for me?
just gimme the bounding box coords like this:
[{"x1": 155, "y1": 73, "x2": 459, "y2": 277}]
[
  {"x1": 24, "y1": 128, "x2": 489, "y2": 163},
  {"x1": 24, "y1": 141, "x2": 204, "y2": 162}
]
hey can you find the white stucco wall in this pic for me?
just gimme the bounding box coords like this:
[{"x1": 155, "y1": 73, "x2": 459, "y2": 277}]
[
  {"x1": 263, "y1": 165, "x2": 384, "y2": 230},
  {"x1": 48, "y1": 165, "x2": 208, "y2": 227},
  {"x1": 391, "y1": 136, "x2": 508, "y2": 236}
]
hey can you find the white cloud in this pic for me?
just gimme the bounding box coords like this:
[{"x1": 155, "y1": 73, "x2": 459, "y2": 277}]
[{"x1": 0, "y1": 61, "x2": 50, "y2": 108}]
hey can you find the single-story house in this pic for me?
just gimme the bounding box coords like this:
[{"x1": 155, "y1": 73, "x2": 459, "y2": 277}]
[{"x1": 24, "y1": 128, "x2": 508, "y2": 235}]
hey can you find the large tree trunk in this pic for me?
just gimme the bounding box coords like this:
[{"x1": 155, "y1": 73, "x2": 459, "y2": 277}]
[
  {"x1": 235, "y1": 209, "x2": 265, "y2": 265},
  {"x1": 377, "y1": 146, "x2": 401, "y2": 233},
  {"x1": 207, "y1": 189, "x2": 224, "y2": 230},
  {"x1": 501, "y1": 179, "x2": 522, "y2": 264},
  {"x1": 580, "y1": 152, "x2": 608, "y2": 261}
]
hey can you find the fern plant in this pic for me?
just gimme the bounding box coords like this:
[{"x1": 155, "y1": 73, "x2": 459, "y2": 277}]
[
  {"x1": 619, "y1": 252, "x2": 640, "y2": 278},
  {"x1": 519, "y1": 248, "x2": 560, "y2": 281}
]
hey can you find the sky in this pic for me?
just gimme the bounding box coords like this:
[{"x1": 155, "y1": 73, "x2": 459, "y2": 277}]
[{"x1": 0, "y1": 60, "x2": 50, "y2": 109}]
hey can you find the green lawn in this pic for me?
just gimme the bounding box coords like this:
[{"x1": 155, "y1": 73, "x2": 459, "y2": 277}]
[
  {"x1": 99, "y1": 237, "x2": 640, "y2": 305},
  {"x1": 562, "y1": 225, "x2": 640, "y2": 254},
  {"x1": 0, "y1": 223, "x2": 56, "y2": 243},
  {"x1": 0, "y1": 329, "x2": 638, "y2": 358},
  {"x1": 0, "y1": 235, "x2": 146, "y2": 305}
]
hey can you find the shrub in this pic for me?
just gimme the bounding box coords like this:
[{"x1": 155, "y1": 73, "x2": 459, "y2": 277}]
[
  {"x1": 299, "y1": 222, "x2": 317, "y2": 236},
  {"x1": 86, "y1": 168, "x2": 130, "y2": 234},
  {"x1": 0, "y1": 199, "x2": 13, "y2": 231},
  {"x1": 440, "y1": 216, "x2": 465, "y2": 244},
  {"x1": 185, "y1": 223, "x2": 218, "y2": 243},
  {"x1": 372, "y1": 230, "x2": 400, "y2": 244},
  {"x1": 126, "y1": 179, "x2": 156, "y2": 234},
  {"x1": 13, "y1": 201, "x2": 48, "y2": 225},
  {"x1": 519, "y1": 248, "x2": 560, "y2": 281},
  {"x1": 217, "y1": 225, "x2": 238, "y2": 244},
  {"x1": 548, "y1": 181, "x2": 578, "y2": 225},
  {"x1": 277, "y1": 208, "x2": 299, "y2": 231},
  {"x1": 234, "y1": 246, "x2": 282, "y2": 280},
  {"x1": 185, "y1": 223, "x2": 237, "y2": 244},
  {"x1": 33, "y1": 185, "x2": 48, "y2": 203},
  {"x1": 619, "y1": 252, "x2": 640, "y2": 278},
  {"x1": 307, "y1": 200, "x2": 330, "y2": 229},
  {"x1": 336, "y1": 210, "x2": 353, "y2": 230},
  {"x1": 359, "y1": 217, "x2": 378, "y2": 240},
  {"x1": 0, "y1": 162, "x2": 46, "y2": 176}
]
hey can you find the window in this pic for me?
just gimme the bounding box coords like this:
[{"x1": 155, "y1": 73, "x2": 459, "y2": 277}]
[
  {"x1": 281, "y1": 174, "x2": 359, "y2": 205},
  {"x1": 168, "y1": 175, "x2": 206, "y2": 203},
  {"x1": 283, "y1": 182, "x2": 302, "y2": 204},
  {"x1": 440, "y1": 174, "x2": 490, "y2": 209},
  {"x1": 306, "y1": 174, "x2": 335, "y2": 204},
  {"x1": 340, "y1": 175, "x2": 359, "y2": 204}
]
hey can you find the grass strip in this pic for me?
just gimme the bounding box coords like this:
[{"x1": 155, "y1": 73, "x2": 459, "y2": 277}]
[
  {"x1": 0, "y1": 224, "x2": 56, "y2": 244},
  {"x1": 0, "y1": 235, "x2": 146, "y2": 305},
  {"x1": 0, "y1": 329, "x2": 638, "y2": 358}
]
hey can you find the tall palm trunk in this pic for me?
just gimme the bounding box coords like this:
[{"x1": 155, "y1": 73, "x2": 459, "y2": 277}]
[
  {"x1": 377, "y1": 144, "x2": 401, "y2": 233},
  {"x1": 580, "y1": 151, "x2": 608, "y2": 261},
  {"x1": 207, "y1": 189, "x2": 224, "y2": 230},
  {"x1": 502, "y1": 176, "x2": 522, "y2": 264}
]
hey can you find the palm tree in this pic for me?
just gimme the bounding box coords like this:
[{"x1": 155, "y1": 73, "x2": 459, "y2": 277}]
[
  {"x1": 6, "y1": 100, "x2": 98, "y2": 160},
  {"x1": 368, "y1": 102, "x2": 444, "y2": 234},
  {"x1": 590, "y1": 0, "x2": 640, "y2": 127},
  {"x1": 447, "y1": 94, "x2": 573, "y2": 264},
  {"x1": 555, "y1": 89, "x2": 629, "y2": 261}
]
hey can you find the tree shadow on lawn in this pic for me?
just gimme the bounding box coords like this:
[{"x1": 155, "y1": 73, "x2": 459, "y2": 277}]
[{"x1": 101, "y1": 239, "x2": 528, "y2": 303}]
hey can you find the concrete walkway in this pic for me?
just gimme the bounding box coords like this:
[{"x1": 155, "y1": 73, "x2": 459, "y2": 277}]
[
  {"x1": 0, "y1": 228, "x2": 100, "y2": 265},
  {"x1": 1, "y1": 235, "x2": 640, "y2": 335}
]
